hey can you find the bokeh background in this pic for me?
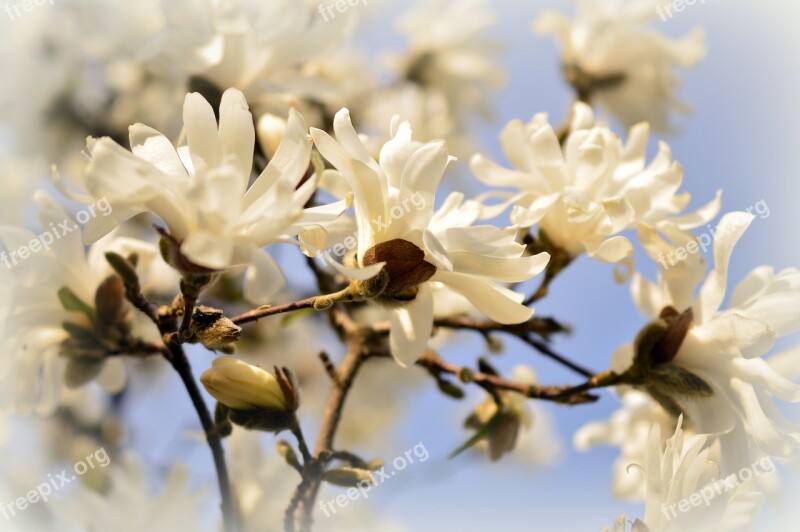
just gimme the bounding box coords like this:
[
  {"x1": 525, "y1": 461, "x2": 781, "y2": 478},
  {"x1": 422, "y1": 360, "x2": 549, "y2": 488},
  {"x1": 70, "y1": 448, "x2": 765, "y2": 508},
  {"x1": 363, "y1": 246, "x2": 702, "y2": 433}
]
[{"x1": 1, "y1": 1, "x2": 799, "y2": 530}]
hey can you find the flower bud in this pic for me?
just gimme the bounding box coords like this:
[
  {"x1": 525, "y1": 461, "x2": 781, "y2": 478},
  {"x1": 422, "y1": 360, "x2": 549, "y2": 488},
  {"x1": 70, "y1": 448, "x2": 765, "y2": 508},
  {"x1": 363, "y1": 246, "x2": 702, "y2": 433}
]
[
  {"x1": 323, "y1": 467, "x2": 375, "y2": 488},
  {"x1": 257, "y1": 113, "x2": 287, "y2": 160},
  {"x1": 200, "y1": 357, "x2": 290, "y2": 412},
  {"x1": 191, "y1": 306, "x2": 242, "y2": 352},
  {"x1": 362, "y1": 239, "x2": 436, "y2": 300}
]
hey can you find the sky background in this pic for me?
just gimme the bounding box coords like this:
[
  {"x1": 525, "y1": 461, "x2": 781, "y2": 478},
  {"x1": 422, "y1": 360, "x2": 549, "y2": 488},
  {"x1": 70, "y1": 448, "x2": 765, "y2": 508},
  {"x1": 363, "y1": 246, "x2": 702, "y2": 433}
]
[{"x1": 2, "y1": 1, "x2": 800, "y2": 531}]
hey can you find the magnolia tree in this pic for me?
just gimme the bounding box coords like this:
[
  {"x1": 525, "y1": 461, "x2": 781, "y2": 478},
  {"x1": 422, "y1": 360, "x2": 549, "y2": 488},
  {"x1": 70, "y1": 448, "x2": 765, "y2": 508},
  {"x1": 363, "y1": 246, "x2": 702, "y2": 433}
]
[{"x1": 0, "y1": 1, "x2": 798, "y2": 531}]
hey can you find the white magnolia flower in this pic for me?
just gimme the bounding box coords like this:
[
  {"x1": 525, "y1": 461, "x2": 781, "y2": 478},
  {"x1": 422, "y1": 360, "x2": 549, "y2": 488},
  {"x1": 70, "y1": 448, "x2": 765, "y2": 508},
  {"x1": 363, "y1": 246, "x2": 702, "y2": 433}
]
[
  {"x1": 390, "y1": 0, "x2": 503, "y2": 120},
  {"x1": 156, "y1": 0, "x2": 358, "y2": 117},
  {"x1": 471, "y1": 103, "x2": 720, "y2": 278},
  {"x1": 51, "y1": 452, "x2": 211, "y2": 532},
  {"x1": 0, "y1": 0, "x2": 168, "y2": 162},
  {"x1": 576, "y1": 388, "x2": 676, "y2": 500},
  {"x1": 374, "y1": 0, "x2": 502, "y2": 156},
  {"x1": 57, "y1": 88, "x2": 344, "y2": 303},
  {"x1": 0, "y1": 192, "x2": 170, "y2": 415},
  {"x1": 311, "y1": 109, "x2": 549, "y2": 366},
  {"x1": 535, "y1": 0, "x2": 706, "y2": 131},
  {"x1": 608, "y1": 417, "x2": 763, "y2": 532},
  {"x1": 624, "y1": 212, "x2": 800, "y2": 473}
]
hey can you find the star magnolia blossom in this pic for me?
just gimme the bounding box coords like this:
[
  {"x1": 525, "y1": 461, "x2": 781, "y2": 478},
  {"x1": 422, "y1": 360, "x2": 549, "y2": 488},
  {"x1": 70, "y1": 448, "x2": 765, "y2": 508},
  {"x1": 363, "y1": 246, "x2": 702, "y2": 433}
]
[
  {"x1": 575, "y1": 388, "x2": 676, "y2": 501},
  {"x1": 310, "y1": 109, "x2": 550, "y2": 366},
  {"x1": 57, "y1": 88, "x2": 345, "y2": 303},
  {"x1": 159, "y1": 0, "x2": 357, "y2": 114},
  {"x1": 607, "y1": 416, "x2": 763, "y2": 532},
  {"x1": 535, "y1": 0, "x2": 706, "y2": 131},
  {"x1": 0, "y1": 192, "x2": 167, "y2": 415},
  {"x1": 624, "y1": 212, "x2": 800, "y2": 472},
  {"x1": 471, "y1": 103, "x2": 721, "y2": 279},
  {"x1": 392, "y1": 0, "x2": 504, "y2": 120}
]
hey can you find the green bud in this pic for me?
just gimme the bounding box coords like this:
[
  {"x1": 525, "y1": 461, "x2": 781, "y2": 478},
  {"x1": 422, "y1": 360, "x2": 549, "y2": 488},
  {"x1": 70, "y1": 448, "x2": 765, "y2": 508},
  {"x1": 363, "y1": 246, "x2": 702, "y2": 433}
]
[
  {"x1": 277, "y1": 440, "x2": 302, "y2": 471},
  {"x1": 436, "y1": 378, "x2": 465, "y2": 400},
  {"x1": 58, "y1": 286, "x2": 95, "y2": 320},
  {"x1": 323, "y1": 467, "x2": 375, "y2": 487},
  {"x1": 104, "y1": 252, "x2": 140, "y2": 288},
  {"x1": 95, "y1": 275, "x2": 129, "y2": 329}
]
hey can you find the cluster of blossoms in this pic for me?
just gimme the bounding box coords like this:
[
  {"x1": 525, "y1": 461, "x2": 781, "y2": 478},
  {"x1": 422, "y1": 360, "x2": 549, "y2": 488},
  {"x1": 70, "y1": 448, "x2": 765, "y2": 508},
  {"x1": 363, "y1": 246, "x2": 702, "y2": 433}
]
[{"x1": 0, "y1": 1, "x2": 797, "y2": 531}]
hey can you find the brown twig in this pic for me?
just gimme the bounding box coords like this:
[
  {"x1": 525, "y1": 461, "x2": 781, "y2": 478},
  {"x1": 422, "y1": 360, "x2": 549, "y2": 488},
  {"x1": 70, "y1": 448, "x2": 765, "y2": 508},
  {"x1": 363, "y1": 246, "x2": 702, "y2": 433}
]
[
  {"x1": 286, "y1": 329, "x2": 373, "y2": 531},
  {"x1": 418, "y1": 353, "x2": 601, "y2": 405},
  {"x1": 230, "y1": 287, "x2": 356, "y2": 326},
  {"x1": 119, "y1": 270, "x2": 238, "y2": 532},
  {"x1": 371, "y1": 314, "x2": 591, "y2": 378}
]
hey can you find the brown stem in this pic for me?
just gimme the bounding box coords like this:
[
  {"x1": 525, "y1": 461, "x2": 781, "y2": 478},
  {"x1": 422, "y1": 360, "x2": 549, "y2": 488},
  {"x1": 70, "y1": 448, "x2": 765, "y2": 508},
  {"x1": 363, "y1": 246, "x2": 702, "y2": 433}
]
[
  {"x1": 518, "y1": 336, "x2": 594, "y2": 378},
  {"x1": 418, "y1": 353, "x2": 601, "y2": 405},
  {"x1": 120, "y1": 274, "x2": 238, "y2": 531},
  {"x1": 167, "y1": 343, "x2": 238, "y2": 532},
  {"x1": 286, "y1": 331, "x2": 370, "y2": 531},
  {"x1": 372, "y1": 315, "x2": 590, "y2": 378},
  {"x1": 178, "y1": 290, "x2": 197, "y2": 341},
  {"x1": 230, "y1": 288, "x2": 353, "y2": 326}
]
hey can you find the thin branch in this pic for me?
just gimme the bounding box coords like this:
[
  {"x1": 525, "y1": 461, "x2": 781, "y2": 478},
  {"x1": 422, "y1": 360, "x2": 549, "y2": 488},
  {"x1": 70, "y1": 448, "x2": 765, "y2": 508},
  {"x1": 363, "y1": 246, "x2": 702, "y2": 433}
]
[
  {"x1": 290, "y1": 420, "x2": 313, "y2": 465},
  {"x1": 119, "y1": 272, "x2": 238, "y2": 532},
  {"x1": 374, "y1": 314, "x2": 592, "y2": 378},
  {"x1": 167, "y1": 344, "x2": 238, "y2": 532},
  {"x1": 178, "y1": 290, "x2": 197, "y2": 341},
  {"x1": 287, "y1": 330, "x2": 372, "y2": 531},
  {"x1": 230, "y1": 287, "x2": 353, "y2": 326},
  {"x1": 519, "y1": 335, "x2": 594, "y2": 378},
  {"x1": 317, "y1": 351, "x2": 339, "y2": 384},
  {"x1": 417, "y1": 354, "x2": 600, "y2": 405}
]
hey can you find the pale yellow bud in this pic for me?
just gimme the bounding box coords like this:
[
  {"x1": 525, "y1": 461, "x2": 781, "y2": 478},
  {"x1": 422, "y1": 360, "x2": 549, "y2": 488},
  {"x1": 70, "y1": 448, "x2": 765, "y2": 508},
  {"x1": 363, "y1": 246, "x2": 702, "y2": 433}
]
[
  {"x1": 200, "y1": 357, "x2": 288, "y2": 412},
  {"x1": 257, "y1": 113, "x2": 288, "y2": 160}
]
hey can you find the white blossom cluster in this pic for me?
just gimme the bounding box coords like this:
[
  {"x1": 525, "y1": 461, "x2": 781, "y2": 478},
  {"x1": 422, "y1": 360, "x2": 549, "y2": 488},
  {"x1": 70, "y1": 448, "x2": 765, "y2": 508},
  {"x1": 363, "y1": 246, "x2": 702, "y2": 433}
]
[{"x1": 0, "y1": 1, "x2": 797, "y2": 531}]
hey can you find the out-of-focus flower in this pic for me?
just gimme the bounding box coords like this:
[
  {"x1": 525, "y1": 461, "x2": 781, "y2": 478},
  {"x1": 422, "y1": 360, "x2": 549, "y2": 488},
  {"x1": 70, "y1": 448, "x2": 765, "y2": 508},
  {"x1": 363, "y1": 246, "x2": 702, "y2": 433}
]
[
  {"x1": 311, "y1": 110, "x2": 549, "y2": 366},
  {"x1": 58, "y1": 88, "x2": 345, "y2": 303},
  {"x1": 576, "y1": 388, "x2": 676, "y2": 500},
  {"x1": 471, "y1": 103, "x2": 720, "y2": 279},
  {"x1": 377, "y1": 0, "x2": 503, "y2": 155},
  {"x1": 392, "y1": 0, "x2": 503, "y2": 113},
  {"x1": 50, "y1": 451, "x2": 212, "y2": 532},
  {"x1": 0, "y1": 192, "x2": 168, "y2": 415},
  {"x1": 619, "y1": 212, "x2": 800, "y2": 473},
  {"x1": 229, "y1": 430, "x2": 406, "y2": 531},
  {"x1": 606, "y1": 416, "x2": 763, "y2": 532},
  {"x1": 0, "y1": 0, "x2": 169, "y2": 162},
  {"x1": 464, "y1": 366, "x2": 563, "y2": 464},
  {"x1": 535, "y1": 0, "x2": 705, "y2": 131},
  {"x1": 157, "y1": 0, "x2": 359, "y2": 120}
]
